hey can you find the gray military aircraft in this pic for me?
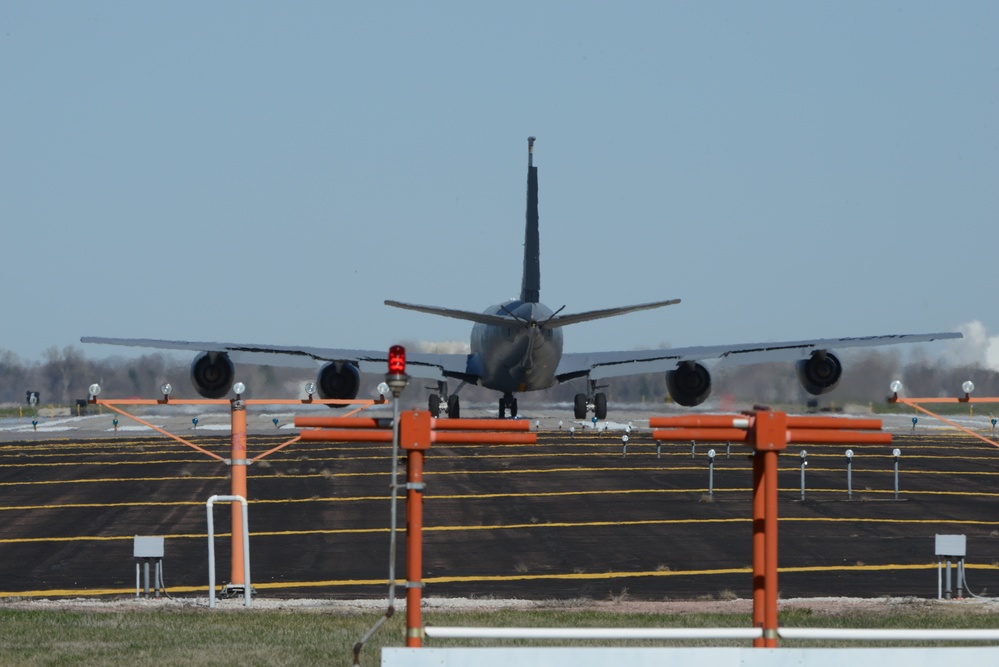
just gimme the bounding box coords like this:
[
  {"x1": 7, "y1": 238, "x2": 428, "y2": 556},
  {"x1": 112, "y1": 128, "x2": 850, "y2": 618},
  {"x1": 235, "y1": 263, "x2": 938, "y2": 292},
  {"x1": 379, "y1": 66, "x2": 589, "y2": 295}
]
[{"x1": 82, "y1": 137, "x2": 961, "y2": 419}]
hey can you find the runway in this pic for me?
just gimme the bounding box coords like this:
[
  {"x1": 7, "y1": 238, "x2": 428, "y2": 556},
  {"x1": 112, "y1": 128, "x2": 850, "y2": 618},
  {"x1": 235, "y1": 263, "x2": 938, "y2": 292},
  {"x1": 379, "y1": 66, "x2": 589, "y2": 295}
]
[{"x1": 1, "y1": 404, "x2": 998, "y2": 601}]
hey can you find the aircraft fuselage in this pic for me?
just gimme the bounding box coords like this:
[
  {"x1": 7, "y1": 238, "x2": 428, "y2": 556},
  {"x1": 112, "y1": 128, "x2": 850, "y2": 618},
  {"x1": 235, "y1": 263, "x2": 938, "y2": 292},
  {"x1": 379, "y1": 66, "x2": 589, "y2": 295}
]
[{"x1": 470, "y1": 300, "x2": 563, "y2": 393}]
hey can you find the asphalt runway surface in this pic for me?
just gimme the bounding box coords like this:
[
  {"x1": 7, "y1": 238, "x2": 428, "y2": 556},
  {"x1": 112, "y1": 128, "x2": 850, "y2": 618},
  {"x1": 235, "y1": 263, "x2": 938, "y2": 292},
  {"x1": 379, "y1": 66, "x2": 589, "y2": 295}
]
[{"x1": 2, "y1": 404, "x2": 999, "y2": 602}]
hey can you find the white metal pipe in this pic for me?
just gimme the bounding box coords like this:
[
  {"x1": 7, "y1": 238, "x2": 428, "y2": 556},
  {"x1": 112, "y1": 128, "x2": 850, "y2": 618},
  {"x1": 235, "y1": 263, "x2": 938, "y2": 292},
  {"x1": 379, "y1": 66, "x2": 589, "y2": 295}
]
[
  {"x1": 778, "y1": 628, "x2": 999, "y2": 641},
  {"x1": 424, "y1": 627, "x2": 763, "y2": 640},
  {"x1": 207, "y1": 494, "x2": 251, "y2": 608}
]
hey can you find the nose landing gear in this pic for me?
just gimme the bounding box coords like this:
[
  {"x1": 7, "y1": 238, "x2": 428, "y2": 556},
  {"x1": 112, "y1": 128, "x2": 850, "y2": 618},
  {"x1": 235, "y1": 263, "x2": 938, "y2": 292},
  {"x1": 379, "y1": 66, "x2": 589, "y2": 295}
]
[{"x1": 499, "y1": 393, "x2": 519, "y2": 419}]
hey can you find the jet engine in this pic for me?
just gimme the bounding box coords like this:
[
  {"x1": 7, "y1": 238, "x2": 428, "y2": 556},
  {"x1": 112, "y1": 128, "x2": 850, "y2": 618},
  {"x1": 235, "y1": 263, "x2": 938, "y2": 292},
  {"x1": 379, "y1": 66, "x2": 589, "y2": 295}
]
[
  {"x1": 666, "y1": 361, "x2": 712, "y2": 407},
  {"x1": 795, "y1": 350, "x2": 842, "y2": 395},
  {"x1": 317, "y1": 361, "x2": 361, "y2": 406},
  {"x1": 190, "y1": 352, "x2": 235, "y2": 399}
]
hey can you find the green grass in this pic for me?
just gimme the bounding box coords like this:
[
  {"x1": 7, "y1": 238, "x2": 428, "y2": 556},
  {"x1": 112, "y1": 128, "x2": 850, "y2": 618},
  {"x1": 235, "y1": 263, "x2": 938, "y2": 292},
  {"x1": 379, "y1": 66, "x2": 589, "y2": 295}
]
[
  {"x1": 1, "y1": 604, "x2": 997, "y2": 666},
  {"x1": 0, "y1": 406, "x2": 38, "y2": 419}
]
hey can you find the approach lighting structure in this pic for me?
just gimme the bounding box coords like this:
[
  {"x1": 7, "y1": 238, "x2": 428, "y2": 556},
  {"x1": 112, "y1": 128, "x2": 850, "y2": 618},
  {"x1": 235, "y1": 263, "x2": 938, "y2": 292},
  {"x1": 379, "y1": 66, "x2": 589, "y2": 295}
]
[
  {"x1": 960, "y1": 380, "x2": 975, "y2": 402},
  {"x1": 305, "y1": 382, "x2": 317, "y2": 399},
  {"x1": 232, "y1": 382, "x2": 246, "y2": 399},
  {"x1": 160, "y1": 383, "x2": 173, "y2": 400},
  {"x1": 889, "y1": 380, "x2": 902, "y2": 401},
  {"x1": 385, "y1": 345, "x2": 409, "y2": 398},
  {"x1": 89, "y1": 384, "x2": 101, "y2": 399},
  {"x1": 389, "y1": 345, "x2": 406, "y2": 375}
]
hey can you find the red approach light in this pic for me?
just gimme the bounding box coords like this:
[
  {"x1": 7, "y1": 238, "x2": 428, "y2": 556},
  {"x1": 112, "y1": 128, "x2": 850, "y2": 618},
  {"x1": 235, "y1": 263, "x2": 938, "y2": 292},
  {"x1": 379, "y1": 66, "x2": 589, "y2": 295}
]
[{"x1": 388, "y1": 345, "x2": 406, "y2": 375}]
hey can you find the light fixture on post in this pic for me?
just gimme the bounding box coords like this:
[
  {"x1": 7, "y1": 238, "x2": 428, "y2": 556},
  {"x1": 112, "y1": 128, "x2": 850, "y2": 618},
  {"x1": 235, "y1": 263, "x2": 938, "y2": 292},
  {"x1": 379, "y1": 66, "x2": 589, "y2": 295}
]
[
  {"x1": 160, "y1": 383, "x2": 173, "y2": 403},
  {"x1": 385, "y1": 345, "x2": 409, "y2": 399},
  {"x1": 889, "y1": 380, "x2": 902, "y2": 402},
  {"x1": 961, "y1": 380, "x2": 975, "y2": 416},
  {"x1": 88, "y1": 383, "x2": 102, "y2": 402},
  {"x1": 304, "y1": 382, "x2": 317, "y2": 402},
  {"x1": 232, "y1": 382, "x2": 246, "y2": 400},
  {"x1": 960, "y1": 380, "x2": 974, "y2": 402}
]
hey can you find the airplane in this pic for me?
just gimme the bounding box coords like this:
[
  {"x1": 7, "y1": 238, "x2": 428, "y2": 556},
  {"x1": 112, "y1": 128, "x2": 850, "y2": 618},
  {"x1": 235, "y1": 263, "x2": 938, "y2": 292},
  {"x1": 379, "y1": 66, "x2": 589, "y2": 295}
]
[{"x1": 82, "y1": 137, "x2": 962, "y2": 420}]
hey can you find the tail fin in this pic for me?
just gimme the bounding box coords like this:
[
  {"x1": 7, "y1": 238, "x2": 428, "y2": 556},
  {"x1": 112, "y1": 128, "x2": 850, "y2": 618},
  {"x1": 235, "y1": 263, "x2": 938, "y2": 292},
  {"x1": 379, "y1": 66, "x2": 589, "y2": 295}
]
[{"x1": 520, "y1": 136, "x2": 540, "y2": 304}]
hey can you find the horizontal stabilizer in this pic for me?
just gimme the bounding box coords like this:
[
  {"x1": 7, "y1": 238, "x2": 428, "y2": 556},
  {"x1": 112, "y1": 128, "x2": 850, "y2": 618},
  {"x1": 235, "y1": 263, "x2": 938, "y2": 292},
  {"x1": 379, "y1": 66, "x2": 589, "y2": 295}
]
[
  {"x1": 384, "y1": 300, "x2": 514, "y2": 328},
  {"x1": 544, "y1": 298, "x2": 681, "y2": 329}
]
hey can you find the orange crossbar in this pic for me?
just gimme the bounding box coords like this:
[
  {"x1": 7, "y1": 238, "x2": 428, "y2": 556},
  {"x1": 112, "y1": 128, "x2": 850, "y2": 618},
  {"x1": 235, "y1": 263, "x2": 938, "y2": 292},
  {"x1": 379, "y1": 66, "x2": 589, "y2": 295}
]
[
  {"x1": 298, "y1": 430, "x2": 393, "y2": 442},
  {"x1": 651, "y1": 428, "x2": 750, "y2": 442},
  {"x1": 294, "y1": 417, "x2": 387, "y2": 429},
  {"x1": 788, "y1": 429, "x2": 892, "y2": 444},
  {"x1": 431, "y1": 418, "x2": 533, "y2": 431},
  {"x1": 786, "y1": 416, "x2": 883, "y2": 430},
  {"x1": 649, "y1": 415, "x2": 751, "y2": 429},
  {"x1": 650, "y1": 414, "x2": 883, "y2": 431},
  {"x1": 431, "y1": 431, "x2": 536, "y2": 445}
]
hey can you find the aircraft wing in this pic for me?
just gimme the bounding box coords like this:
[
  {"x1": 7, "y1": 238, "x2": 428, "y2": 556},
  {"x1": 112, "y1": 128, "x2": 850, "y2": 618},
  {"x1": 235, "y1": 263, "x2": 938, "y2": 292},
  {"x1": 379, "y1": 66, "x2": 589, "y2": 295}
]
[
  {"x1": 555, "y1": 331, "x2": 963, "y2": 382},
  {"x1": 79, "y1": 336, "x2": 477, "y2": 383}
]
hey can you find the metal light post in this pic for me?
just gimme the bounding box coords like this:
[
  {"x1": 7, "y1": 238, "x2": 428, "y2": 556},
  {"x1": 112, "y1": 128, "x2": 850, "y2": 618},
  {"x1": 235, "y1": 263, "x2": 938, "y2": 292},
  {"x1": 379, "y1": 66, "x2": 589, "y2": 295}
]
[
  {"x1": 621, "y1": 434, "x2": 629, "y2": 458},
  {"x1": 707, "y1": 448, "x2": 716, "y2": 496},
  {"x1": 893, "y1": 448, "x2": 901, "y2": 500},
  {"x1": 799, "y1": 450, "x2": 808, "y2": 501},
  {"x1": 845, "y1": 449, "x2": 854, "y2": 500}
]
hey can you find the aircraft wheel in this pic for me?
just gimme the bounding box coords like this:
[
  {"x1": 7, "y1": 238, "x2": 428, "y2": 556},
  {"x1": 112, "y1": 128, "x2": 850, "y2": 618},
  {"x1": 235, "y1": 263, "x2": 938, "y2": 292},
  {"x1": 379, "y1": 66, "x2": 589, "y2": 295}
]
[
  {"x1": 498, "y1": 397, "x2": 507, "y2": 419},
  {"x1": 429, "y1": 394, "x2": 440, "y2": 418},
  {"x1": 447, "y1": 394, "x2": 460, "y2": 419},
  {"x1": 574, "y1": 393, "x2": 587, "y2": 419},
  {"x1": 510, "y1": 398, "x2": 518, "y2": 418},
  {"x1": 594, "y1": 392, "x2": 607, "y2": 420}
]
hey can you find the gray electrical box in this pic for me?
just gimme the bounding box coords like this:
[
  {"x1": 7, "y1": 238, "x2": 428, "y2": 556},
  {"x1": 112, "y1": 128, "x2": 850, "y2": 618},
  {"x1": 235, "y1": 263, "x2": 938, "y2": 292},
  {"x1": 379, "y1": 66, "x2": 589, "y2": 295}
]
[
  {"x1": 134, "y1": 535, "x2": 164, "y2": 558},
  {"x1": 935, "y1": 534, "x2": 966, "y2": 557},
  {"x1": 133, "y1": 536, "x2": 165, "y2": 598}
]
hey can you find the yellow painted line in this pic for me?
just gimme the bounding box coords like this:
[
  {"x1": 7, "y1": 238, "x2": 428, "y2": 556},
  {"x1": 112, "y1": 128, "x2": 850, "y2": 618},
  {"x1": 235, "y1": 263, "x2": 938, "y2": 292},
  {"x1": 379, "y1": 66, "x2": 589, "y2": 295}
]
[
  {"x1": 5, "y1": 515, "x2": 998, "y2": 545},
  {"x1": 4, "y1": 562, "x2": 997, "y2": 598},
  {"x1": 0, "y1": 458, "x2": 225, "y2": 469},
  {"x1": 5, "y1": 484, "x2": 999, "y2": 514}
]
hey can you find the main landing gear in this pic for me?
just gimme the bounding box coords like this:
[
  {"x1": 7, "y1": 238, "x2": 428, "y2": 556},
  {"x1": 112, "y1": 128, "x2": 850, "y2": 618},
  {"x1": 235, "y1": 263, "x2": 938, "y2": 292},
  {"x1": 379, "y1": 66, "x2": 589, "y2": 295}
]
[
  {"x1": 428, "y1": 381, "x2": 460, "y2": 418},
  {"x1": 498, "y1": 392, "x2": 519, "y2": 419},
  {"x1": 573, "y1": 380, "x2": 608, "y2": 420}
]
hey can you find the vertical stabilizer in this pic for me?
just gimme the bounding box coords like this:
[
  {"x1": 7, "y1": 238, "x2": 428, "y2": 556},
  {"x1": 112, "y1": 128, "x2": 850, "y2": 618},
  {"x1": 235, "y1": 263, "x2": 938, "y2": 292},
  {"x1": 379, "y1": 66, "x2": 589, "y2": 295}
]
[{"x1": 521, "y1": 136, "x2": 541, "y2": 303}]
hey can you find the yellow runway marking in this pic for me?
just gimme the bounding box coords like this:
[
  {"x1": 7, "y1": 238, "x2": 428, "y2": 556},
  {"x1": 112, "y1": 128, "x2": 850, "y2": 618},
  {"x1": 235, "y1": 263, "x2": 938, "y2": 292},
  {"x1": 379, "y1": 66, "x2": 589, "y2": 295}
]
[
  {"x1": 4, "y1": 516, "x2": 997, "y2": 545},
  {"x1": 2, "y1": 562, "x2": 995, "y2": 598}
]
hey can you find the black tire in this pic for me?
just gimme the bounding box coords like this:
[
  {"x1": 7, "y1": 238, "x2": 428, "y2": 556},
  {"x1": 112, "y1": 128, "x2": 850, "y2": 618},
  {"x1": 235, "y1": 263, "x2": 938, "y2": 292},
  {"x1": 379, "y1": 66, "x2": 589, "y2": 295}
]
[
  {"x1": 594, "y1": 392, "x2": 607, "y2": 420},
  {"x1": 447, "y1": 394, "x2": 460, "y2": 419},
  {"x1": 510, "y1": 399, "x2": 518, "y2": 418},
  {"x1": 574, "y1": 393, "x2": 587, "y2": 419},
  {"x1": 498, "y1": 397, "x2": 506, "y2": 419},
  {"x1": 428, "y1": 394, "x2": 440, "y2": 418}
]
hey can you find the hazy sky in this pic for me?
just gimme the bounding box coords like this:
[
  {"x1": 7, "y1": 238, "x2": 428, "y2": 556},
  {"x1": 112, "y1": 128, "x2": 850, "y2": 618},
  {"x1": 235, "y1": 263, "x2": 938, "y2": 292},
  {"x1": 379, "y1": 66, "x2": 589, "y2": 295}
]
[{"x1": 2, "y1": 2, "x2": 996, "y2": 368}]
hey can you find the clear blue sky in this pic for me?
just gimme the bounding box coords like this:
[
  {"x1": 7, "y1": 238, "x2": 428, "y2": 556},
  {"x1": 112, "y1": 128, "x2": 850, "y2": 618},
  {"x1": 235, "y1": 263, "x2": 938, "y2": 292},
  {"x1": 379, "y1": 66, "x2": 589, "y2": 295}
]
[{"x1": 2, "y1": 2, "x2": 996, "y2": 367}]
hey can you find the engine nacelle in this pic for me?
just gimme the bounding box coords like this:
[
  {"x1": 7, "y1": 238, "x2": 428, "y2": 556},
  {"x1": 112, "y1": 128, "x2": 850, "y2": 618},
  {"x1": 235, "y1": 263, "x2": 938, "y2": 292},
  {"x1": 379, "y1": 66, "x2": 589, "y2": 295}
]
[
  {"x1": 795, "y1": 349, "x2": 842, "y2": 395},
  {"x1": 666, "y1": 361, "x2": 712, "y2": 407},
  {"x1": 317, "y1": 361, "x2": 361, "y2": 407},
  {"x1": 190, "y1": 352, "x2": 235, "y2": 399}
]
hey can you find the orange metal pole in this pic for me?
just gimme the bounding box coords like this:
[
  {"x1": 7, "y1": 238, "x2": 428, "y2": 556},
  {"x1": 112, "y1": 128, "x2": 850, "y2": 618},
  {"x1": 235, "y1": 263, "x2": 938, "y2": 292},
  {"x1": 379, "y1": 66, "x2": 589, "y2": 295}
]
[
  {"x1": 406, "y1": 447, "x2": 424, "y2": 648},
  {"x1": 230, "y1": 399, "x2": 247, "y2": 587},
  {"x1": 751, "y1": 451, "x2": 765, "y2": 648},
  {"x1": 763, "y1": 448, "x2": 779, "y2": 648}
]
